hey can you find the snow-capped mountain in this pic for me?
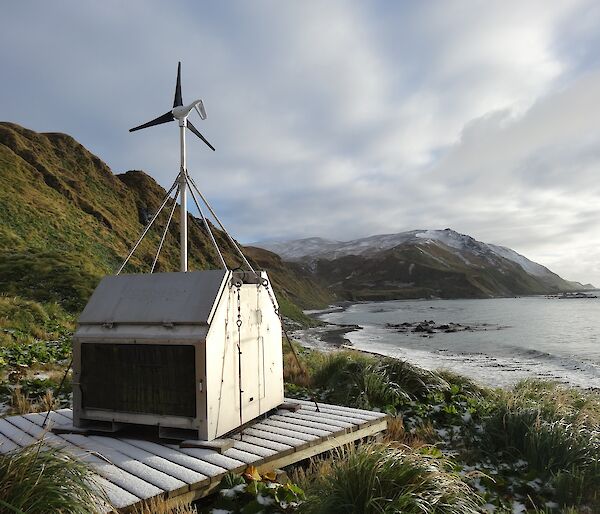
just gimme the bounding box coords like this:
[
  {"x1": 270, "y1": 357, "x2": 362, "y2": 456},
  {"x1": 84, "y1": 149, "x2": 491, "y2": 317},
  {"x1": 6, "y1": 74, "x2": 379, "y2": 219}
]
[
  {"x1": 253, "y1": 229, "x2": 590, "y2": 299},
  {"x1": 255, "y1": 229, "x2": 546, "y2": 272}
]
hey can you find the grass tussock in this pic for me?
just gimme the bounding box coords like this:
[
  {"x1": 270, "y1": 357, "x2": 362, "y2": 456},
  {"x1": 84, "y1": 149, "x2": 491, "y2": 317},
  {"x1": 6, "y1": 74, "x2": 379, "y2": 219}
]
[
  {"x1": 294, "y1": 349, "x2": 448, "y2": 410},
  {"x1": 0, "y1": 295, "x2": 73, "y2": 347},
  {"x1": 483, "y1": 380, "x2": 600, "y2": 507},
  {"x1": 0, "y1": 441, "x2": 107, "y2": 514},
  {"x1": 297, "y1": 444, "x2": 482, "y2": 514},
  {"x1": 284, "y1": 347, "x2": 599, "y2": 511}
]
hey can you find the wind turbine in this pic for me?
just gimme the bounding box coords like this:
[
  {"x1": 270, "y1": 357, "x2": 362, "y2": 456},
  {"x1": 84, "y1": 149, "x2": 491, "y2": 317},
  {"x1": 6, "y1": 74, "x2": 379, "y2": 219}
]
[{"x1": 129, "y1": 61, "x2": 215, "y2": 272}]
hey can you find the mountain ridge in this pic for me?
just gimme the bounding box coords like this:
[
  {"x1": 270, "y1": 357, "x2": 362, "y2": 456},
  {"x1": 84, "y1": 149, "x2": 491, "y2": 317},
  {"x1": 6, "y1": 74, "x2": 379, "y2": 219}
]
[{"x1": 254, "y1": 229, "x2": 593, "y2": 300}]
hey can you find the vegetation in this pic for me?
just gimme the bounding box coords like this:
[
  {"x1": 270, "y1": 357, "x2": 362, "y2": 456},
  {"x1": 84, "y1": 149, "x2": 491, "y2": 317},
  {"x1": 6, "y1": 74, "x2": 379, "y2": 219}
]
[
  {"x1": 0, "y1": 442, "x2": 106, "y2": 513},
  {"x1": 201, "y1": 468, "x2": 305, "y2": 513},
  {"x1": 482, "y1": 381, "x2": 600, "y2": 507},
  {"x1": 282, "y1": 346, "x2": 600, "y2": 513},
  {"x1": 298, "y1": 444, "x2": 481, "y2": 514}
]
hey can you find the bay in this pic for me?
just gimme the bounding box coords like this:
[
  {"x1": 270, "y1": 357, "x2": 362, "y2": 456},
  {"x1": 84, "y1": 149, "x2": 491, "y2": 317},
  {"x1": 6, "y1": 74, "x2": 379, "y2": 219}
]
[{"x1": 299, "y1": 293, "x2": 600, "y2": 388}]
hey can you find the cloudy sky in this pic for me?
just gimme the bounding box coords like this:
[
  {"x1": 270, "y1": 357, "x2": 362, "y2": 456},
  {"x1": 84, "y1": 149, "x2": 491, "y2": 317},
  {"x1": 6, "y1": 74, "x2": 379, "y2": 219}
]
[{"x1": 2, "y1": 1, "x2": 600, "y2": 285}]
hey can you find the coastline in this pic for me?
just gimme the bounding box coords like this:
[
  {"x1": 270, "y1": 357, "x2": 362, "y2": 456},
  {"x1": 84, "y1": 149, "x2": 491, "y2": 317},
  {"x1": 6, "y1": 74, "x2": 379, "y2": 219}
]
[{"x1": 293, "y1": 298, "x2": 600, "y2": 390}]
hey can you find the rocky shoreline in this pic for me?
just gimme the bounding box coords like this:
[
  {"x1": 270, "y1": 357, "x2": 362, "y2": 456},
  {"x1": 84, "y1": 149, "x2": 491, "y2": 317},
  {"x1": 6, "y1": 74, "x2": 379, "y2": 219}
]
[{"x1": 385, "y1": 319, "x2": 504, "y2": 336}]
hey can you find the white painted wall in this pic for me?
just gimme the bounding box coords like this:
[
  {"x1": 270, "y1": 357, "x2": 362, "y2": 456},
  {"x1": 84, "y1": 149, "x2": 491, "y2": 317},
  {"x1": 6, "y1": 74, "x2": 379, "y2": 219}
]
[{"x1": 205, "y1": 273, "x2": 283, "y2": 439}]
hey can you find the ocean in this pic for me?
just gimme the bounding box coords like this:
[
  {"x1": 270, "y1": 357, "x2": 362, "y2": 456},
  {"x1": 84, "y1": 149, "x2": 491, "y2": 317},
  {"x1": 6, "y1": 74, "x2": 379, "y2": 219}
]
[{"x1": 298, "y1": 294, "x2": 600, "y2": 389}]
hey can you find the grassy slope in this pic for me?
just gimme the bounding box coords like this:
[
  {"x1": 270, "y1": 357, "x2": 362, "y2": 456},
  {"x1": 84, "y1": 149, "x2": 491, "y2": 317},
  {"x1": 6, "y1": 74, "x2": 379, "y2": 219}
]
[{"x1": 0, "y1": 122, "x2": 332, "y2": 317}]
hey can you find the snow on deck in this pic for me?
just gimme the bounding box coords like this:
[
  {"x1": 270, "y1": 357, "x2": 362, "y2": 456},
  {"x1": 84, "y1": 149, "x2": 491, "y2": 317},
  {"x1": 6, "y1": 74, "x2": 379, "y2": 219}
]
[{"x1": 0, "y1": 399, "x2": 387, "y2": 513}]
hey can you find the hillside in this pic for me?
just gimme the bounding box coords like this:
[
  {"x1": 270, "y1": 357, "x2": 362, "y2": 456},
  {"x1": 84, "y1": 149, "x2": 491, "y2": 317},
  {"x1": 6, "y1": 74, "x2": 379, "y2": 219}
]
[
  {"x1": 255, "y1": 229, "x2": 590, "y2": 300},
  {"x1": 0, "y1": 121, "x2": 332, "y2": 316}
]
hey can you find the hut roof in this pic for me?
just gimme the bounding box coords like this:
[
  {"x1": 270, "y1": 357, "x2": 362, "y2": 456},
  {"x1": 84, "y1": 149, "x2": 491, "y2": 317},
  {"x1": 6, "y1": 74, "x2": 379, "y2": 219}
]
[{"x1": 78, "y1": 270, "x2": 229, "y2": 326}]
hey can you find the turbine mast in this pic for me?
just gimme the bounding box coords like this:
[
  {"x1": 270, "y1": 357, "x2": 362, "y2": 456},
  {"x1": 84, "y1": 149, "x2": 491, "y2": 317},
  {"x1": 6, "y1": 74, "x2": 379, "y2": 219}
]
[
  {"x1": 179, "y1": 122, "x2": 188, "y2": 272},
  {"x1": 126, "y1": 61, "x2": 227, "y2": 275}
]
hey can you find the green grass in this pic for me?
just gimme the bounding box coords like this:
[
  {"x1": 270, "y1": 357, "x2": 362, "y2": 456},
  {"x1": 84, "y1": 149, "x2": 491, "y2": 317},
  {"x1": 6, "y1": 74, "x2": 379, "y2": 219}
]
[
  {"x1": 298, "y1": 444, "x2": 482, "y2": 514},
  {"x1": 482, "y1": 380, "x2": 600, "y2": 507},
  {"x1": 0, "y1": 296, "x2": 73, "y2": 346},
  {"x1": 0, "y1": 441, "x2": 107, "y2": 513},
  {"x1": 277, "y1": 295, "x2": 323, "y2": 328},
  {"x1": 288, "y1": 349, "x2": 452, "y2": 410}
]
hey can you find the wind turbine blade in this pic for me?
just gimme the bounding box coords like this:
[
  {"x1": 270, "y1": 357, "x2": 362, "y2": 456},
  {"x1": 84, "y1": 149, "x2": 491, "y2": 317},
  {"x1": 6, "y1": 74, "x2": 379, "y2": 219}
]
[
  {"x1": 129, "y1": 111, "x2": 175, "y2": 132},
  {"x1": 173, "y1": 61, "x2": 183, "y2": 107},
  {"x1": 187, "y1": 121, "x2": 216, "y2": 151}
]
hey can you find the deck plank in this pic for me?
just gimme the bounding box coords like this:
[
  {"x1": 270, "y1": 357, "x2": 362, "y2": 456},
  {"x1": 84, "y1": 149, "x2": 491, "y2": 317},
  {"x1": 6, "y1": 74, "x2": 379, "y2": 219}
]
[
  {"x1": 287, "y1": 398, "x2": 384, "y2": 419},
  {"x1": 0, "y1": 432, "x2": 19, "y2": 453},
  {"x1": 235, "y1": 432, "x2": 296, "y2": 452},
  {"x1": 244, "y1": 427, "x2": 307, "y2": 447},
  {"x1": 1, "y1": 400, "x2": 387, "y2": 512},
  {"x1": 166, "y1": 445, "x2": 246, "y2": 472},
  {"x1": 231, "y1": 439, "x2": 277, "y2": 458},
  {"x1": 296, "y1": 407, "x2": 375, "y2": 424},
  {"x1": 251, "y1": 422, "x2": 319, "y2": 442},
  {"x1": 4, "y1": 414, "x2": 148, "y2": 508},
  {"x1": 20, "y1": 412, "x2": 164, "y2": 502},
  {"x1": 48, "y1": 410, "x2": 206, "y2": 489},
  {"x1": 278, "y1": 410, "x2": 355, "y2": 428},
  {"x1": 124, "y1": 439, "x2": 226, "y2": 480},
  {"x1": 259, "y1": 418, "x2": 331, "y2": 437},
  {"x1": 269, "y1": 414, "x2": 347, "y2": 434},
  {"x1": 49, "y1": 410, "x2": 232, "y2": 480},
  {"x1": 0, "y1": 418, "x2": 40, "y2": 447},
  {"x1": 222, "y1": 447, "x2": 264, "y2": 465}
]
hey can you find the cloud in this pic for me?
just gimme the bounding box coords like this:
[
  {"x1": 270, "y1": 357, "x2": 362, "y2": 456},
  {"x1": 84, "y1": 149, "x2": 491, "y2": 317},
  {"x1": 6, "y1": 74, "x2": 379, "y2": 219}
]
[{"x1": 1, "y1": 0, "x2": 599, "y2": 284}]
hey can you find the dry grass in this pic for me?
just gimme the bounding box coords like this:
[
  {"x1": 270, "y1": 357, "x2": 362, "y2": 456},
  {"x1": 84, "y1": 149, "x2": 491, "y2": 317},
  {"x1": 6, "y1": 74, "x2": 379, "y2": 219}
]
[
  {"x1": 383, "y1": 416, "x2": 434, "y2": 448},
  {"x1": 9, "y1": 387, "x2": 34, "y2": 415},
  {"x1": 8, "y1": 387, "x2": 57, "y2": 415},
  {"x1": 132, "y1": 495, "x2": 197, "y2": 514},
  {"x1": 283, "y1": 350, "x2": 311, "y2": 387}
]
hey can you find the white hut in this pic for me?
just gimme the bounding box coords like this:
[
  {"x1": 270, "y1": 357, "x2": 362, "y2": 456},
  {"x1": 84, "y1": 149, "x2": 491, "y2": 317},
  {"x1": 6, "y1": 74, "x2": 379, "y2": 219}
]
[{"x1": 72, "y1": 270, "x2": 283, "y2": 441}]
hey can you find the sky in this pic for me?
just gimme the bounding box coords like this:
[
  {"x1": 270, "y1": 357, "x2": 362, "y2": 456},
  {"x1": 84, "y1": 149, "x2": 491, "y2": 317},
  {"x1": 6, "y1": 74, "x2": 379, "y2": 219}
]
[{"x1": 1, "y1": 1, "x2": 600, "y2": 285}]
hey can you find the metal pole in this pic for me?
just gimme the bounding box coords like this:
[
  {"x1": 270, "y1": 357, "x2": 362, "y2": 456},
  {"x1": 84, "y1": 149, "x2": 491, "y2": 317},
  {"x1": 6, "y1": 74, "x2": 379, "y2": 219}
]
[{"x1": 179, "y1": 123, "x2": 188, "y2": 272}]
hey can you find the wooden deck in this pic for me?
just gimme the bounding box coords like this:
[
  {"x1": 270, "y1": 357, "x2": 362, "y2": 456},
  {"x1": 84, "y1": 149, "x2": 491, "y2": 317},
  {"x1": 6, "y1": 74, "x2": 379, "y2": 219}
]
[{"x1": 0, "y1": 399, "x2": 387, "y2": 513}]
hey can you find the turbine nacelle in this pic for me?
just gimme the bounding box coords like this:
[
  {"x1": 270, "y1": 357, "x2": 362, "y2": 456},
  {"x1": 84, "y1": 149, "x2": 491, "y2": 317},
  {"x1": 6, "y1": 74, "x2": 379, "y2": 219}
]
[{"x1": 173, "y1": 99, "x2": 207, "y2": 123}]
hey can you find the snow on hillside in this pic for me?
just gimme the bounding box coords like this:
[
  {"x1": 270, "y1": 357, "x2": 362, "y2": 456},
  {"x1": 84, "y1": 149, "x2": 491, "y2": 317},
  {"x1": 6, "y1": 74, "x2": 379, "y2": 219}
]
[
  {"x1": 486, "y1": 244, "x2": 553, "y2": 278},
  {"x1": 254, "y1": 229, "x2": 558, "y2": 279},
  {"x1": 250, "y1": 237, "x2": 340, "y2": 261}
]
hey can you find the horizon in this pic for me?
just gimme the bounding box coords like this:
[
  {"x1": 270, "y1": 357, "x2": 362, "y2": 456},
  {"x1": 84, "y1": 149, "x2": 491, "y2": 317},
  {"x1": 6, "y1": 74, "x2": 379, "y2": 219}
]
[{"x1": 1, "y1": 1, "x2": 599, "y2": 285}]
